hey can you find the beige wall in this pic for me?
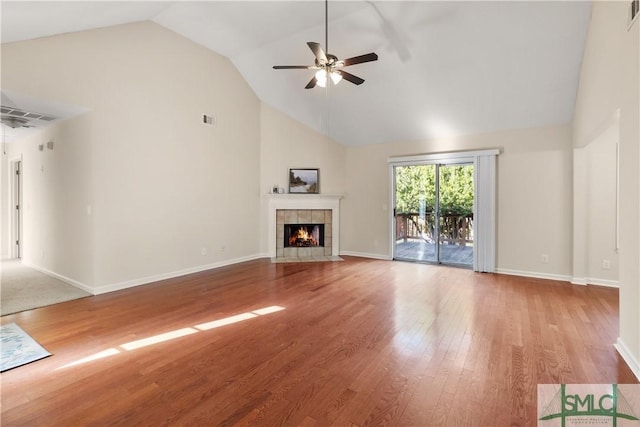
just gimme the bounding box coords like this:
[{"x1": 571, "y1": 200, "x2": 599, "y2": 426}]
[
  {"x1": 585, "y1": 124, "x2": 619, "y2": 284},
  {"x1": 1, "y1": 145, "x2": 11, "y2": 259},
  {"x1": 2, "y1": 120, "x2": 95, "y2": 288},
  {"x1": 573, "y1": 119, "x2": 620, "y2": 287},
  {"x1": 342, "y1": 125, "x2": 574, "y2": 279},
  {"x1": 573, "y1": 1, "x2": 639, "y2": 376},
  {"x1": 258, "y1": 103, "x2": 346, "y2": 254},
  {"x1": 1, "y1": 21, "x2": 262, "y2": 292}
]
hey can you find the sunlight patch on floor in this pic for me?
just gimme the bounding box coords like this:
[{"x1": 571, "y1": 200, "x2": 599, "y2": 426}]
[
  {"x1": 120, "y1": 328, "x2": 199, "y2": 351},
  {"x1": 57, "y1": 306, "x2": 285, "y2": 370}
]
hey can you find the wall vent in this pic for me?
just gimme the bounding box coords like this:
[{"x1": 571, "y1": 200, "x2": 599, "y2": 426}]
[{"x1": 202, "y1": 114, "x2": 216, "y2": 126}]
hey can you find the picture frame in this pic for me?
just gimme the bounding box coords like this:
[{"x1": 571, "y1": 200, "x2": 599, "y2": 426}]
[{"x1": 289, "y1": 168, "x2": 319, "y2": 194}]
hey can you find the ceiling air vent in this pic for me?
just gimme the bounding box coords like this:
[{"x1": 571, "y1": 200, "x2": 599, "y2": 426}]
[{"x1": 0, "y1": 105, "x2": 58, "y2": 128}]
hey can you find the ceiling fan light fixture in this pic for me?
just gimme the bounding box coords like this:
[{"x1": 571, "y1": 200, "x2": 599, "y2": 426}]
[
  {"x1": 315, "y1": 69, "x2": 327, "y2": 87},
  {"x1": 272, "y1": 0, "x2": 377, "y2": 89}
]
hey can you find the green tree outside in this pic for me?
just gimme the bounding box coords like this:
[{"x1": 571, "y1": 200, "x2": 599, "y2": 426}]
[
  {"x1": 395, "y1": 164, "x2": 474, "y2": 246},
  {"x1": 395, "y1": 165, "x2": 473, "y2": 216}
]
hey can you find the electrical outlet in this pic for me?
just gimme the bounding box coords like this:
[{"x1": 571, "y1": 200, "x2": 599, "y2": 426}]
[
  {"x1": 541, "y1": 254, "x2": 549, "y2": 264},
  {"x1": 201, "y1": 247, "x2": 207, "y2": 256},
  {"x1": 602, "y1": 259, "x2": 611, "y2": 270}
]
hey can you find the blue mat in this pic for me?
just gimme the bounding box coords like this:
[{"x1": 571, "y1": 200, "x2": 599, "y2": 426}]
[{"x1": 1, "y1": 323, "x2": 51, "y2": 372}]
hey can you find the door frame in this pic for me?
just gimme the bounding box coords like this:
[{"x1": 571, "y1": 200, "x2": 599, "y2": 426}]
[
  {"x1": 10, "y1": 156, "x2": 23, "y2": 259},
  {"x1": 388, "y1": 149, "x2": 500, "y2": 272},
  {"x1": 391, "y1": 159, "x2": 474, "y2": 266}
]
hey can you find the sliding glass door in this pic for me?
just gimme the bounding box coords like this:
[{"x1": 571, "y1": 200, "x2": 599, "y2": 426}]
[{"x1": 393, "y1": 162, "x2": 474, "y2": 267}]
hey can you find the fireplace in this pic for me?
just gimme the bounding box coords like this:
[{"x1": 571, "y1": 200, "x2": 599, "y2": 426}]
[
  {"x1": 276, "y1": 208, "x2": 332, "y2": 258},
  {"x1": 266, "y1": 194, "x2": 342, "y2": 259},
  {"x1": 284, "y1": 224, "x2": 325, "y2": 248}
]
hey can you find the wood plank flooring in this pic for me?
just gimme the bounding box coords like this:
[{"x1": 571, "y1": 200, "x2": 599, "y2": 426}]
[{"x1": 1, "y1": 257, "x2": 637, "y2": 426}]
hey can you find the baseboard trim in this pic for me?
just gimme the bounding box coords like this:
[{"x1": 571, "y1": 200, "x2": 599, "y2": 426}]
[
  {"x1": 496, "y1": 268, "x2": 571, "y2": 283},
  {"x1": 615, "y1": 337, "x2": 640, "y2": 381},
  {"x1": 339, "y1": 251, "x2": 392, "y2": 261},
  {"x1": 21, "y1": 261, "x2": 94, "y2": 295},
  {"x1": 585, "y1": 277, "x2": 619, "y2": 288},
  {"x1": 92, "y1": 254, "x2": 264, "y2": 295},
  {"x1": 571, "y1": 276, "x2": 619, "y2": 287}
]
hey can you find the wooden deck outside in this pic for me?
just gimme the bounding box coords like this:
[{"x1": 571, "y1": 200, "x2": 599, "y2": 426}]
[
  {"x1": 395, "y1": 212, "x2": 473, "y2": 266},
  {"x1": 395, "y1": 239, "x2": 474, "y2": 266}
]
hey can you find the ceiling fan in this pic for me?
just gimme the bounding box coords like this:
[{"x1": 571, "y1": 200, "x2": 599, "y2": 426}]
[{"x1": 273, "y1": 0, "x2": 379, "y2": 89}]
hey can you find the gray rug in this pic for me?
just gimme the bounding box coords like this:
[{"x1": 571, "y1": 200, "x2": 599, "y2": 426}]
[
  {"x1": 1, "y1": 260, "x2": 91, "y2": 316},
  {"x1": 1, "y1": 322, "x2": 51, "y2": 371}
]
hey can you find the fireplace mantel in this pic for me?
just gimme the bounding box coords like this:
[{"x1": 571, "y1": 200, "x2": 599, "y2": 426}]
[{"x1": 266, "y1": 194, "x2": 343, "y2": 258}]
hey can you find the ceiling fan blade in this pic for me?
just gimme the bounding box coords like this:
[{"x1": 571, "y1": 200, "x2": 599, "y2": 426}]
[
  {"x1": 307, "y1": 42, "x2": 328, "y2": 64},
  {"x1": 305, "y1": 77, "x2": 318, "y2": 89},
  {"x1": 273, "y1": 65, "x2": 316, "y2": 70},
  {"x1": 341, "y1": 52, "x2": 379, "y2": 67},
  {"x1": 335, "y1": 70, "x2": 365, "y2": 85}
]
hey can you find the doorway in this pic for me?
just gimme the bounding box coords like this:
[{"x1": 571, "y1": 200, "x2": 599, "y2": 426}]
[
  {"x1": 393, "y1": 162, "x2": 474, "y2": 267},
  {"x1": 10, "y1": 159, "x2": 22, "y2": 259}
]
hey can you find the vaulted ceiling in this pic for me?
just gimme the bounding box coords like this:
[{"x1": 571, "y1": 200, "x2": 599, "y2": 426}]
[{"x1": 1, "y1": 1, "x2": 592, "y2": 146}]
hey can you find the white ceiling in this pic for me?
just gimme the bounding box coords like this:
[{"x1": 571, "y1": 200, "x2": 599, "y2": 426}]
[{"x1": 1, "y1": 1, "x2": 592, "y2": 146}]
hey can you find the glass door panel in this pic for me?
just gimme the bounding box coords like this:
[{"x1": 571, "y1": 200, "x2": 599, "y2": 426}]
[
  {"x1": 394, "y1": 163, "x2": 474, "y2": 267},
  {"x1": 394, "y1": 164, "x2": 437, "y2": 262},
  {"x1": 437, "y1": 164, "x2": 474, "y2": 267}
]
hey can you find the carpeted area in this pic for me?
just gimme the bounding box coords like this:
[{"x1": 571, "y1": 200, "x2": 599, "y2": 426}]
[{"x1": 1, "y1": 260, "x2": 91, "y2": 316}]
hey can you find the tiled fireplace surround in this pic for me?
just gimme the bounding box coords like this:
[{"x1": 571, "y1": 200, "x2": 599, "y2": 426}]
[
  {"x1": 277, "y1": 209, "x2": 332, "y2": 258},
  {"x1": 266, "y1": 194, "x2": 342, "y2": 259}
]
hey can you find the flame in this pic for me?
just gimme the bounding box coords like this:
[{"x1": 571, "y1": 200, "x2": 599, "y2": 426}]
[{"x1": 289, "y1": 226, "x2": 318, "y2": 246}]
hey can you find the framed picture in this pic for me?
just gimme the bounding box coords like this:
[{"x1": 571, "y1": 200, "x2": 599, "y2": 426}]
[{"x1": 289, "y1": 168, "x2": 319, "y2": 194}]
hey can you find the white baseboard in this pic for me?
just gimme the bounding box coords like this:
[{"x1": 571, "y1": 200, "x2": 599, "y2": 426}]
[
  {"x1": 585, "y1": 277, "x2": 619, "y2": 288},
  {"x1": 21, "y1": 260, "x2": 94, "y2": 295},
  {"x1": 496, "y1": 268, "x2": 571, "y2": 283},
  {"x1": 571, "y1": 276, "x2": 619, "y2": 287},
  {"x1": 92, "y1": 253, "x2": 264, "y2": 295},
  {"x1": 339, "y1": 251, "x2": 392, "y2": 261},
  {"x1": 615, "y1": 337, "x2": 640, "y2": 381}
]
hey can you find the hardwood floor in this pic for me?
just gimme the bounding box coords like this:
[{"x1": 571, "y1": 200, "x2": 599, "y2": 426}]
[{"x1": 1, "y1": 257, "x2": 637, "y2": 426}]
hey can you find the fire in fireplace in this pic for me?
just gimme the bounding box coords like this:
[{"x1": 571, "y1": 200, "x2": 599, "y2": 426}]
[{"x1": 284, "y1": 224, "x2": 325, "y2": 247}]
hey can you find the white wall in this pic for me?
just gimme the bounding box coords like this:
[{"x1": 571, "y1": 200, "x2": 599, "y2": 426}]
[
  {"x1": 2, "y1": 120, "x2": 95, "y2": 288},
  {"x1": 572, "y1": 1, "x2": 640, "y2": 377},
  {"x1": 585, "y1": 124, "x2": 619, "y2": 285},
  {"x1": 342, "y1": 124, "x2": 574, "y2": 279},
  {"x1": 1, "y1": 144, "x2": 11, "y2": 259},
  {"x1": 258, "y1": 103, "x2": 346, "y2": 254},
  {"x1": 1, "y1": 21, "x2": 261, "y2": 292}
]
